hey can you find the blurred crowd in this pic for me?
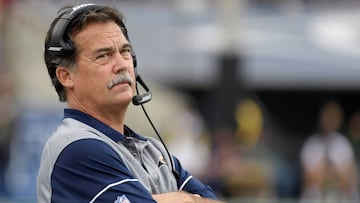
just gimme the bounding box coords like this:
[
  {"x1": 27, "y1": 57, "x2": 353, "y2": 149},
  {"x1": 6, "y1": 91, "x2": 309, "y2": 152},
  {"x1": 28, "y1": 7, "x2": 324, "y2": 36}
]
[
  {"x1": 1, "y1": 0, "x2": 360, "y2": 202},
  {"x1": 163, "y1": 97, "x2": 360, "y2": 203}
]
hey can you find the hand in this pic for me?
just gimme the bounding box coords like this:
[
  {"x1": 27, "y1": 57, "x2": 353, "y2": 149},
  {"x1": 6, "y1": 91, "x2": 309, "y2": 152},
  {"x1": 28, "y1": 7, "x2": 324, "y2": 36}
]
[{"x1": 152, "y1": 192, "x2": 225, "y2": 203}]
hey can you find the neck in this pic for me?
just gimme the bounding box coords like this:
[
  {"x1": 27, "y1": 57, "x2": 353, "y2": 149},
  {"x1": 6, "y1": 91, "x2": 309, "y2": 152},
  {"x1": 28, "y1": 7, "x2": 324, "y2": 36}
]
[
  {"x1": 90, "y1": 108, "x2": 126, "y2": 134},
  {"x1": 67, "y1": 101, "x2": 128, "y2": 134}
]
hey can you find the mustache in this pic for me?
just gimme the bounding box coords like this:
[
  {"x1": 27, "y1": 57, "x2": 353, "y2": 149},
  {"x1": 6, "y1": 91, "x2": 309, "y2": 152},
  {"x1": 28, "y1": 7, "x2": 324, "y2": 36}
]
[{"x1": 107, "y1": 72, "x2": 134, "y2": 89}]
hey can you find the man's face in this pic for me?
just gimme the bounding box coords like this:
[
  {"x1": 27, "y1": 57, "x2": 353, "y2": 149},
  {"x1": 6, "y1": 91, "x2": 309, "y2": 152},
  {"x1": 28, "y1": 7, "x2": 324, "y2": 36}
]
[{"x1": 69, "y1": 21, "x2": 136, "y2": 112}]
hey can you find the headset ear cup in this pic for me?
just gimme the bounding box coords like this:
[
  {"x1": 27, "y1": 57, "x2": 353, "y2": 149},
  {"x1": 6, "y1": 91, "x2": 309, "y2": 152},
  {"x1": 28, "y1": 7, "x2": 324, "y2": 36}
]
[
  {"x1": 132, "y1": 54, "x2": 139, "y2": 79},
  {"x1": 61, "y1": 33, "x2": 76, "y2": 55},
  {"x1": 132, "y1": 54, "x2": 137, "y2": 68}
]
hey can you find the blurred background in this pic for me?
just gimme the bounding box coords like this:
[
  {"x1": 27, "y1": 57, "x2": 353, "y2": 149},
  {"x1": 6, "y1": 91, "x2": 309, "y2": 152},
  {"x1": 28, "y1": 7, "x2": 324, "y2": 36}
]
[{"x1": 1, "y1": 0, "x2": 360, "y2": 202}]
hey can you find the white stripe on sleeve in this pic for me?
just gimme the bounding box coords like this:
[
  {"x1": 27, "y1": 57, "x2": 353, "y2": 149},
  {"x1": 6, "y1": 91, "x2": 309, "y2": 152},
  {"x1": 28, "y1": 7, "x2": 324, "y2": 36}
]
[
  {"x1": 179, "y1": 176, "x2": 193, "y2": 191},
  {"x1": 89, "y1": 178, "x2": 139, "y2": 203}
]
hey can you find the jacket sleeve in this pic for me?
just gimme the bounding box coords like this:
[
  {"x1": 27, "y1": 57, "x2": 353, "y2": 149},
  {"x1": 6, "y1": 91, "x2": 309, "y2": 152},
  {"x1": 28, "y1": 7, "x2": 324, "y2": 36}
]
[
  {"x1": 51, "y1": 138, "x2": 156, "y2": 203},
  {"x1": 173, "y1": 156, "x2": 218, "y2": 200}
]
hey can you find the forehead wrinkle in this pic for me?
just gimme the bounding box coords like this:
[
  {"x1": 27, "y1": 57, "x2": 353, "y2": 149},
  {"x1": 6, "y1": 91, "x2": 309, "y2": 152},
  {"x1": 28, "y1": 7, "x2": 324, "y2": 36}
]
[
  {"x1": 76, "y1": 30, "x2": 126, "y2": 52},
  {"x1": 77, "y1": 30, "x2": 124, "y2": 44},
  {"x1": 73, "y1": 22, "x2": 127, "y2": 52}
]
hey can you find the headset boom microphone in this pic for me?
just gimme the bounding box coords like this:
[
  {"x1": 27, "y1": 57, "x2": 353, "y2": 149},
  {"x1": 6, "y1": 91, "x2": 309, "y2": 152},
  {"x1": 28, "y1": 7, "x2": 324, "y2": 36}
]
[{"x1": 132, "y1": 74, "x2": 152, "y2": 105}]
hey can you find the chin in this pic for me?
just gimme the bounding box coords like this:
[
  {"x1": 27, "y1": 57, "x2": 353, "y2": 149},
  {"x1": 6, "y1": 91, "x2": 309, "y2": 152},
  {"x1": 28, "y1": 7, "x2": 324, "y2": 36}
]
[{"x1": 117, "y1": 94, "x2": 134, "y2": 105}]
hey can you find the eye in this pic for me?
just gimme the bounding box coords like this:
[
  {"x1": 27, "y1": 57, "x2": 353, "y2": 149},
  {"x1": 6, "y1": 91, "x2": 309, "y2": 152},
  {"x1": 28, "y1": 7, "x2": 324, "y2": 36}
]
[
  {"x1": 94, "y1": 52, "x2": 111, "y2": 65},
  {"x1": 96, "y1": 53, "x2": 108, "y2": 59},
  {"x1": 120, "y1": 47, "x2": 132, "y2": 59}
]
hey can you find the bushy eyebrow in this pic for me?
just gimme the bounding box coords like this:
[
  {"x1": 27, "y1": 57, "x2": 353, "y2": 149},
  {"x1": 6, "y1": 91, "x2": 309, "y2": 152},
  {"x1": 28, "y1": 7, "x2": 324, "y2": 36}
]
[
  {"x1": 94, "y1": 43, "x2": 131, "y2": 54},
  {"x1": 120, "y1": 43, "x2": 133, "y2": 52}
]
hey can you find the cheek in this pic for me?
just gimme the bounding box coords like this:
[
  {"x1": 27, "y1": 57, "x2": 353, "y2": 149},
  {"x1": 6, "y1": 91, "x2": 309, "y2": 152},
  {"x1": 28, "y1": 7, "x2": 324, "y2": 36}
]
[
  {"x1": 76, "y1": 76, "x2": 98, "y2": 95},
  {"x1": 130, "y1": 68, "x2": 137, "y2": 88},
  {"x1": 76, "y1": 70, "x2": 104, "y2": 92}
]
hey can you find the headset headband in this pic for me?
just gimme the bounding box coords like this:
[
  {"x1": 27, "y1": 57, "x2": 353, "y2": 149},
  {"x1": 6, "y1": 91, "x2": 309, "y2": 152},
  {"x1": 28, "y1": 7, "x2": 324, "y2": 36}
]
[
  {"x1": 47, "y1": 3, "x2": 98, "y2": 56},
  {"x1": 46, "y1": 3, "x2": 137, "y2": 67}
]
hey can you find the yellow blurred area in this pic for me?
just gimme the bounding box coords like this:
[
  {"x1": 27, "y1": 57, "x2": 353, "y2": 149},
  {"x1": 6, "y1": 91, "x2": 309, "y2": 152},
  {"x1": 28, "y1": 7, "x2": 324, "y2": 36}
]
[{"x1": 235, "y1": 98, "x2": 263, "y2": 150}]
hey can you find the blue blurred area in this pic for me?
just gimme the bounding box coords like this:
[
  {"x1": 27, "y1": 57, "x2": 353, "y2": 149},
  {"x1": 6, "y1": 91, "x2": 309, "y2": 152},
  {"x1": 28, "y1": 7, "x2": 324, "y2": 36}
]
[{"x1": 5, "y1": 108, "x2": 62, "y2": 200}]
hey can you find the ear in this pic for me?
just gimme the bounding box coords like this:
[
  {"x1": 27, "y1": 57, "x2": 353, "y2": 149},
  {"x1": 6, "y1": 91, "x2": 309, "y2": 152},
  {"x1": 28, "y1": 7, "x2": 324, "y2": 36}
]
[{"x1": 56, "y1": 67, "x2": 74, "y2": 88}]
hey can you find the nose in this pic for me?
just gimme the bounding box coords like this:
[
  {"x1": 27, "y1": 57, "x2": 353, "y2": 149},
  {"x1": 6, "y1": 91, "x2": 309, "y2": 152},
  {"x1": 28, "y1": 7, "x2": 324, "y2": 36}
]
[{"x1": 113, "y1": 52, "x2": 132, "y2": 73}]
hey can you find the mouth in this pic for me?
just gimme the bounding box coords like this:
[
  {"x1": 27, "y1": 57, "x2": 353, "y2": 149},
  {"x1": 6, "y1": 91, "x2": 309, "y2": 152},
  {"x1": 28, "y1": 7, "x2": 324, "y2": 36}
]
[{"x1": 108, "y1": 74, "x2": 133, "y2": 89}]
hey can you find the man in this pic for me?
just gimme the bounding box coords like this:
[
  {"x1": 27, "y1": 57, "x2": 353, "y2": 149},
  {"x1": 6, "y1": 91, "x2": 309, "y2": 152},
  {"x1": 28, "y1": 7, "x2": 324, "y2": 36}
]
[
  {"x1": 300, "y1": 101, "x2": 359, "y2": 203},
  {"x1": 37, "y1": 3, "x2": 223, "y2": 203}
]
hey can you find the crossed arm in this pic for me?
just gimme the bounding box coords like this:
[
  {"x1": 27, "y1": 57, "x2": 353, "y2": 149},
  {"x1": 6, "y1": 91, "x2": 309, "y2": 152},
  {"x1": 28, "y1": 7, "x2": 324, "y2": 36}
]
[{"x1": 48, "y1": 138, "x2": 225, "y2": 202}]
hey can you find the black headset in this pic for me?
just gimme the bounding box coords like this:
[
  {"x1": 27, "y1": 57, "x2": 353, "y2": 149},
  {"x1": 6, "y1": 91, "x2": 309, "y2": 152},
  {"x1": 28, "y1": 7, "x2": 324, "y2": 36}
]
[{"x1": 47, "y1": 3, "x2": 151, "y2": 105}]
